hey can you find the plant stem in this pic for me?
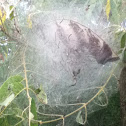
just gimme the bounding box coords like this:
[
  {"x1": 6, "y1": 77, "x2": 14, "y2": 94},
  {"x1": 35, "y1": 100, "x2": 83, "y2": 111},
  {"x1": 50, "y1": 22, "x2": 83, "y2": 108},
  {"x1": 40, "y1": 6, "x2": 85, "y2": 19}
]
[{"x1": 23, "y1": 46, "x2": 31, "y2": 126}]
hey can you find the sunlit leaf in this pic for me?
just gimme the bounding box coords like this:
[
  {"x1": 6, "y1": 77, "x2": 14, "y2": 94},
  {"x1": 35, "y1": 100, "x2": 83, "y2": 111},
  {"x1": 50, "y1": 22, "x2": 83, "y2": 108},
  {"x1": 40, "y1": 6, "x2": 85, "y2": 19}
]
[
  {"x1": 0, "y1": 93, "x2": 14, "y2": 107},
  {"x1": 9, "y1": 5, "x2": 14, "y2": 20},
  {"x1": 0, "y1": 8, "x2": 6, "y2": 25},
  {"x1": 0, "y1": 76, "x2": 24, "y2": 105},
  {"x1": 27, "y1": 15, "x2": 32, "y2": 29},
  {"x1": 105, "y1": 0, "x2": 111, "y2": 20}
]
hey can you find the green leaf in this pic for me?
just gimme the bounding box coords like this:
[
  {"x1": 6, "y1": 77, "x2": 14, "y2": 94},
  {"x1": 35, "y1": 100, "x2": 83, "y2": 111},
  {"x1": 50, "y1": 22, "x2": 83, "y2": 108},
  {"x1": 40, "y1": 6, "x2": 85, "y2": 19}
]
[
  {"x1": 9, "y1": 5, "x2": 14, "y2": 20},
  {"x1": 30, "y1": 85, "x2": 47, "y2": 104},
  {"x1": 36, "y1": 85, "x2": 47, "y2": 104},
  {"x1": 34, "y1": 88, "x2": 41, "y2": 94},
  {"x1": 0, "y1": 115, "x2": 22, "y2": 126},
  {"x1": 31, "y1": 98, "x2": 38, "y2": 126},
  {"x1": 76, "y1": 111, "x2": 84, "y2": 125},
  {"x1": 0, "y1": 76, "x2": 24, "y2": 106},
  {"x1": 122, "y1": 48, "x2": 126, "y2": 63},
  {"x1": 0, "y1": 93, "x2": 14, "y2": 106},
  {"x1": 121, "y1": 33, "x2": 126, "y2": 48},
  {"x1": 29, "y1": 86, "x2": 41, "y2": 95}
]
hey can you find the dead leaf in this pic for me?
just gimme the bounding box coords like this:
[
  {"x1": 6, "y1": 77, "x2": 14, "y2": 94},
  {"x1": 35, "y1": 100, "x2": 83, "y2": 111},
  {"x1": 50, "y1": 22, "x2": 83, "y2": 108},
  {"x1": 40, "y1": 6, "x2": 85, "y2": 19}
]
[{"x1": 0, "y1": 53, "x2": 4, "y2": 61}]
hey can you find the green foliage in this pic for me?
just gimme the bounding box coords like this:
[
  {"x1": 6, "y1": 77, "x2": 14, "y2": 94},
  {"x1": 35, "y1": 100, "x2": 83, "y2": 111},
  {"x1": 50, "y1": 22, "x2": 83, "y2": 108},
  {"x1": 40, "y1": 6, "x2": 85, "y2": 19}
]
[
  {"x1": 0, "y1": 76, "x2": 24, "y2": 104},
  {"x1": 31, "y1": 98, "x2": 38, "y2": 126},
  {"x1": 119, "y1": 31, "x2": 126, "y2": 63},
  {"x1": 9, "y1": 5, "x2": 14, "y2": 20},
  {"x1": 86, "y1": 92, "x2": 120, "y2": 126},
  {"x1": 0, "y1": 115, "x2": 22, "y2": 126},
  {"x1": 76, "y1": 110, "x2": 85, "y2": 125},
  {"x1": 36, "y1": 85, "x2": 47, "y2": 104},
  {"x1": 0, "y1": 76, "x2": 26, "y2": 126},
  {"x1": 121, "y1": 33, "x2": 126, "y2": 48},
  {"x1": 29, "y1": 85, "x2": 47, "y2": 104},
  {"x1": 122, "y1": 48, "x2": 126, "y2": 63}
]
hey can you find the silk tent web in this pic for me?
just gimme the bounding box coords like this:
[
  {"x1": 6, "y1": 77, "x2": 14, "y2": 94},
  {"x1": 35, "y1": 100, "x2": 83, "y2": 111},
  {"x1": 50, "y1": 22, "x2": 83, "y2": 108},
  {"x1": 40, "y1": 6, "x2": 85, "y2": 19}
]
[{"x1": 0, "y1": 0, "x2": 120, "y2": 126}]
